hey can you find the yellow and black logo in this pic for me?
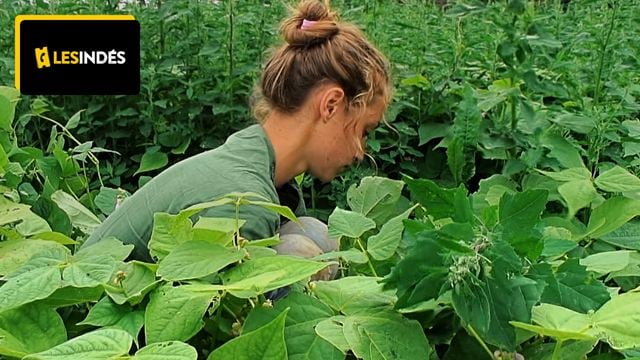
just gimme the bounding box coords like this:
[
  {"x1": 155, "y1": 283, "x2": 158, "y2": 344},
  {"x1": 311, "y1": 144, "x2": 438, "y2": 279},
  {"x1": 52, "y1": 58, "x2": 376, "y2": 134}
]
[{"x1": 16, "y1": 15, "x2": 140, "y2": 95}]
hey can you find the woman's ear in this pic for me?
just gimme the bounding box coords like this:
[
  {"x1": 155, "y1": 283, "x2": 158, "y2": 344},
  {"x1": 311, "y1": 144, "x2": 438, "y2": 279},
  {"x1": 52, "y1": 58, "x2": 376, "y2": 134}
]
[{"x1": 318, "y1": 85, "x2": 345, "y2": 122}]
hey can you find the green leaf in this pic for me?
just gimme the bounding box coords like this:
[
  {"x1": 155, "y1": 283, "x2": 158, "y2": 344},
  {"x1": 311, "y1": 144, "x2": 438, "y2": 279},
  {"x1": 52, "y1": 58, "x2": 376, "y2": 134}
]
[
  {"x1": 538, "y1": 167, "x2": 591, "y2": 183},
  {"x1": 382, "y1": 224, "x2": 453, "y2": 309},
  {"x1": 580, "y1": 251, "x2": 634, "y2": 276},
  {"x1": 529, "y1": 261, "x2": 610, "y2": 313},
  {"x1": 550, "y1": 113, "x2": 595, "y2": 134},
  {"x1": 447, "y1": 137, "x2": 465, "y2": 185},
  {"x1": 347, "y1": 176, "x2": 404, "y2": 226},
  {"x1": 595, "y1": 166, "x2": 640, "y2": 193},
  {"x1": 132, "y1": 341, "x2": 197, "y2": 360},
  {"x1": 94, "y1": 187, "x2": 122, "y2": 216},
  {"x1": 592, "y1": 291, "x2": 640, "y2": 349},
  {"x1": 78, "y1": 297, "x2": 144, "y2": 343},
  {"x1": 39, "y1": 286, "x2": 103, "y2": 308},
  {"x1": 144, "y1": 284, "x2": 216, "y2": 344},
  {"x1": 50, "y1": 190, "x2": 101, "y2": 233},
  {"x1": 367, "y1": 205, "x2": 417, "y2": 260},
  {"x1": 23, "y1": 328, "x2": 132, "y2": 360},
  {"x1": 448, "y1": 84, "x2": 481, "y2": 184},
  {"x1": 208, "y1": 309, "x2": 289, "y2": 360},
  {"x1": 623, "y1": 142, "x2": 640, "y2": 157},
  {"x1": 221, "y1": 256, "x2": 328, "y2": 298},
  {"x1": 558, "y1": 180, "x2": 597, "y2": 218},
  {"x1": 246, "y1": 200, "x2": 298, "y2": 223},
  {"x1": 520, "y1": 339, "x2": 597, "y2": 360},
  {"x1": 404, "y1": 177, "x2": 467, "y2": 221},
  {"x1": 341, "y1": 311, "x2": 431, "y2": 360},
  {"x1": 622, "y1": 120, "x2": 640, "y2": 139},
  {"x1": 242, "y1": 292, "x2": 341, "y2": 360},
  {"x1": 75, "y1": 237, "x2": 133, "y2": 262},
  {"x1": 315, "y1": 316, "x2": 350, "y2": 353},
  {"x1": 0, "y1": 86, "x2": 20, "y2": 131},
  {"x1": 0, "y1": 239, "x2": 64, "y2": 276},
  {"x1": 587, "y1": 197, "x2": 640, "y2": 238},
  {"x1": 148, "y1": 212, "x2": 195, "y2": 261},
  {"x1": 0, "y1": 265, "x2": 65, "y2": 312},
  {"x1": 511, "y1": 303, "x2": 593, "y2": 341},
  {"x1": 313, "y1": 277, "x2": 396, "y2": 315},
  {"x1": 0, "y1": 303, "x2": 66, "y2": 358},
  {"x1": 135, "y1": 150, "x2": 168, "y2": 175},
  {"x1": 62, "y1": 252, "x2": 119, "y2": 288},
  {"x1": 0, "y1": 196, "x2": 39, "y2": 227},
  {"x1": 542, "y1": 132, "x2": 584, "y2": 168},
  {"x1": 600, "y1": 221, "x2": 640, "y2": 250},
  {"x1": 29, "y1": 232, "x2": 77, "y2": 245},
  {"x1": 65, "y1": 109, "x2": 84, "y2": 130},
  {"x1": 327, "y1": 208, "x2": 376, "y2": 240},
  {"x1": 418, "y1": 123, "x2": 450, "y2": 146},
  {"x1": 157, "y1": 241, "x2": 244, "y2": 281},
  {"x1": 105, "y1": 261, "x2": 160, "y2": 305},
  {"x1": 499, "y1": 190, "x2": 547, "y2": 256}
]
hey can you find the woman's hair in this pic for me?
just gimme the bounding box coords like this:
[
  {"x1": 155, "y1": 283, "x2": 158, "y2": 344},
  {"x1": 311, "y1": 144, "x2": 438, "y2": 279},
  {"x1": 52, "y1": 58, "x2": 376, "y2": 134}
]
[{"x1": 251, "y1": 0, "x2": 392, "y2": 123}]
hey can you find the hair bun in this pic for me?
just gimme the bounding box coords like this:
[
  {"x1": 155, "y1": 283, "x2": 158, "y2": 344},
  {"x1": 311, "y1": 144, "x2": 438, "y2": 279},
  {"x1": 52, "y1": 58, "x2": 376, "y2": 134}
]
[{"x1": 281, "y1": 0, "x2": 339, "y2": 47}]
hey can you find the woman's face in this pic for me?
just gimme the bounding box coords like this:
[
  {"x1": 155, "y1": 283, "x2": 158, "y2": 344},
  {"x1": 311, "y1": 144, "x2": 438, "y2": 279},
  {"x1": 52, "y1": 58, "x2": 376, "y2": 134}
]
[{"x1": 308, "y1": 97, "x2": 387, "y2": 182}]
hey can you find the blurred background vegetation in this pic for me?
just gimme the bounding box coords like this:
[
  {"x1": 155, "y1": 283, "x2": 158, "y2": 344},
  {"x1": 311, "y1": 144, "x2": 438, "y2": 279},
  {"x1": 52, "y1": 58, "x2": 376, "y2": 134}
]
[{"x1": 0, "y1": 0, "x2": 638, "y2": 222}]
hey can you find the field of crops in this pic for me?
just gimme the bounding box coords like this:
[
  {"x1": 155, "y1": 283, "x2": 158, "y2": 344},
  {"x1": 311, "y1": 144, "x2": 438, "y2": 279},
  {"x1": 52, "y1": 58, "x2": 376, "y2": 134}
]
[{"x1": 1, "y1": 0, "x2": 640, "y2": 359}]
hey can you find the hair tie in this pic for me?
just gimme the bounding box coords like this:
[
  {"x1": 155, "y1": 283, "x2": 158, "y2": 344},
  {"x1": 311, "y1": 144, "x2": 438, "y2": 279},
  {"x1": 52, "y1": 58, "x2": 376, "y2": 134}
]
[{"x1": 300, "y1": 19, "x2": 317, "y2": 30}]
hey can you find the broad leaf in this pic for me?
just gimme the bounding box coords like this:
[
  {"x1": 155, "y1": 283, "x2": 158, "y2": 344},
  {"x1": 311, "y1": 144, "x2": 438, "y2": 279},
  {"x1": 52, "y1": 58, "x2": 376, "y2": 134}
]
[
  {"x1": 594, "y1": 166, "x2": 640, "y2": 193},
  {"x1": 208, "y1": 309, "x2": 289, "y2": 360},
  {"x1": 135, "y1": 150, "x2": 168, "y2": 175},
  {"x1": 157, "y1": 241, "x2": 244, "y2": 281},
  {"x1": 0, "y1": 239, "x2": 64, "y2": 276},
  {"x1": 74, "y1": 237, "x2": 133, "y2": 262},
  {"x1": 221, "y1": 256, "x2": 328, "y2": 298},
  {"x1": 105, "y1": 261, "x2": 160, "y2": 305},
  {"x1": 592, "y1": 291, "x2": 640, "y2": 349},
  {"x1": 313, "y1": 277, "x2": 396, "y2": 315},
  {"x1": 0, "y1": 303, "x2": 66, "y2": 358},
  {"x1": 586, "y1": 197, "x2": 640, "y2": 239},
  {"x1": 78, "y1": 297, "x2": 144, "y2": 343},
  {"x1": 529, "y1": 261, "x2": 610, "y2": 313},
  {"x1": 327, "y1": 208, "x2": 376, "y2": 240},
  {"x1": 144, "y1": 284, "x2": 216, "y2": 344},
  {"x1": 580, "y1": 251, "x2": 634, "y2": 276},
  {"x1": 347, "y1": 176, "x2": 404, "y2": 226},
  {"x1": 50, "y1": 190, "x2": 101, "y2": 233},
  {"x1": 0, "y1": 265, "x2": 65, "y2": 312},
  {"x1": 341, "y1": 311, "x2": 431, "y2": 360},
  {"x1": 132, "y1": 341, "x2": 197, "y2": 360},
  {"x1": 148, "y1": 212, "x2": 195, "y2": 261},
  {"x1": 511, "y1": 303, "x2": 593, "y2": 341},
  {"x1": 23, "y1": 328, "x2": 132, "y2": 360},
  {"x1": 558, "y1": 180, "x2": 597, "y2": 218},
  {"x1": 367, "y1": 205, "x2": 417, "y2": 260},
  {"x1": 600, "y1": 221, "x2": 640, "y2": 250},
  {"x1": 243, "y1": 292, "x2": 341, "y2": 360}
]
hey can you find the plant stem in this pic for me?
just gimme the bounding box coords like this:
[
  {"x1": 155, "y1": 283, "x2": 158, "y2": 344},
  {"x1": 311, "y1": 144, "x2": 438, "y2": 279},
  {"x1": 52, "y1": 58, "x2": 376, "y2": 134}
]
[
  {"x1": 552, "y1": 340, "x2": 564, "y2": 360},
  {"x1": 467, "y1": 325, "x2": 496, "y2": 360},
  {"x1": 234, "y1": 197, "x2": 241, "y2": 250},
  {"x1": 593, "y1": 2, "x2": 617, "y2": 107},
  {"x1": 355, "y1": 237, "x2": 378, "y2": 277}
]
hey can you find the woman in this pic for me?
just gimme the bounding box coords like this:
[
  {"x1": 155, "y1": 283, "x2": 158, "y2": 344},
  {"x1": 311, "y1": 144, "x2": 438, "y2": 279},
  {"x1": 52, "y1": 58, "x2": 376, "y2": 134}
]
[{"x1": 82, "y1": 0, "x2": 392, "y2": 262}]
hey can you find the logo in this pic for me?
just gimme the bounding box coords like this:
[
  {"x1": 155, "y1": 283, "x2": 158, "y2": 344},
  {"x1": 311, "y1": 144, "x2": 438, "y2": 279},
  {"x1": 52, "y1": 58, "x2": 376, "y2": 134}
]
[
  {"x1": 16, "y1": 15, "x2": 140, "y2": 95},
  {"x1": 35, "y1": 47, "x2": 50, "y2": 68}
]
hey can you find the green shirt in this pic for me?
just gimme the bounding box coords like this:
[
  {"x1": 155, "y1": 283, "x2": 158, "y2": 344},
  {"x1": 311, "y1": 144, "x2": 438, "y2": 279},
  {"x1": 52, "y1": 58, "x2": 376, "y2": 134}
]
[{"x1": 81, "y1": 124, "x2": 305, "y2": 261}]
